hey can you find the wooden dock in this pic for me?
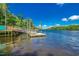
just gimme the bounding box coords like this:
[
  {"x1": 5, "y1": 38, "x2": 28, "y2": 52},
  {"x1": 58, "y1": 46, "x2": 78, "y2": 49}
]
[
  {"x1": 0, "y1": 30, "x2": 24, "y2": 37},
  {"x1": 28, "y1": 32, "x2": 46, "y2": 38},
  {"x1": 0, "y1": 29, "x2": 46, "y2": 38}
]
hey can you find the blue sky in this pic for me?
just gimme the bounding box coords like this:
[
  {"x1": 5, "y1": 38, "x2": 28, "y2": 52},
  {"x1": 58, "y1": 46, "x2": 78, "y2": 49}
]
[{"x1": 7, "y1": 3, "x2": 79, "y2": 28}]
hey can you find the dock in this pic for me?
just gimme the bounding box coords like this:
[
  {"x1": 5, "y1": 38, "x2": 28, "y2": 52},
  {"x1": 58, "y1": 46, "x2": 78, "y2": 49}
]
[
  {"x1": 27, "y1": 31, "x2": 46, "y2": 38},
  {"x1": 29, "y1": 33, "x2": 46, "y2": 37},
  {"x1": 0, "y1": 30, "x2": 24, "y2": 37},
  {"x1": 0, "y1": 30, "x2": 46, "y2": 38}
]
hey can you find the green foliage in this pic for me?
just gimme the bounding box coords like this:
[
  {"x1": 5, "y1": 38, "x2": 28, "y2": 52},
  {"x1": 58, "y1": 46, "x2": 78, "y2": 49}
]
[
  {"x1": 0, "y1": 3, "x2": 35, "y2": 30},
  {"x1": 48, "y1": 25, "x2": 79, "y2": 30}
]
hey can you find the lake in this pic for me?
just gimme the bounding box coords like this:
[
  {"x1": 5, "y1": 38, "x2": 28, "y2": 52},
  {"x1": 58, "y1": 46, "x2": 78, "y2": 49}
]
[{"x1": 0, "y1": 30, "x2": 79, "y2": 56}]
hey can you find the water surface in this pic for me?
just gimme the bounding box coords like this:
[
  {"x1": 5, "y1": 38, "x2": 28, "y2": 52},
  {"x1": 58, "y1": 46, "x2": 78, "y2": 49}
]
[{"x1": 0, "y1": 30, "x2": 79, "y2": 56}]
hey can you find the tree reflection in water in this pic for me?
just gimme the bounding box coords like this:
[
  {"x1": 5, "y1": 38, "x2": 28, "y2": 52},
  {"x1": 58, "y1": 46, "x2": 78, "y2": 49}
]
[
  {"x1": 0, "y1": 33, "x2": 32, "y2": 56},
  {"x1": 0, "y1": 32, "x2": 61, "y2": 56}
]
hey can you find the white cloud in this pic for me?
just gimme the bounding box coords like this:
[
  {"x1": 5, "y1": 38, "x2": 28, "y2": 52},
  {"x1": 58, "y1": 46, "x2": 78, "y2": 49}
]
[
  {"x1": 69, "y1": 15, "x2": 79, "y2": 20},
  {"x1": 61, "y1": 18, "x2": 68, "y2": 21},
  {"x1": 61, "y1": 15, "x2": 79, "y2": 22},
  {"x1": 56, "y1": 3, "x2": 64, "y2": 7},
  {"x1": 56, "y1": 3, "x2": 64, "y2": 5},
  {"x1": 38, "y1": 25, "x2": 47, "y2": 29},
  {"x1": 55, "y1": 24, "x2": 60, "y2": 26},
  {"x1": 38, "y1": 25, "x2": 41, "y2": 27},
  {"x1": 43, "y1": 25, "x2": 47, "y2": 29},
  {"x1": 43, "y1": 25, "x2": 47, "y2": 27}
]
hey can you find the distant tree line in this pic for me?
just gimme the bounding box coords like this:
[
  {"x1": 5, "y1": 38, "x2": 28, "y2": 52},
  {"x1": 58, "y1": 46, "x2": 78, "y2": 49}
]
[{"x1": 48, "y1": 25, "x2": 79, "y2": 30}]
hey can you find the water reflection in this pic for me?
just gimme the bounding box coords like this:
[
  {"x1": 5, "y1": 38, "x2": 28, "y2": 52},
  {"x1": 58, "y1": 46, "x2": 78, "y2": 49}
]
[
  {"x1": 0, "y1": 33, "x2": 36, "y2": 56},
  {"x1": 0, "y1": 30, "x2": 79, "y2": 56}
]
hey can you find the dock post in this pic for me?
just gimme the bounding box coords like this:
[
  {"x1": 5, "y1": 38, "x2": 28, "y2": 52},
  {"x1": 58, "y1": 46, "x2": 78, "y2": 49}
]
[{"x1": 11, "y1": 30, "x2": 13, "y2": 44}]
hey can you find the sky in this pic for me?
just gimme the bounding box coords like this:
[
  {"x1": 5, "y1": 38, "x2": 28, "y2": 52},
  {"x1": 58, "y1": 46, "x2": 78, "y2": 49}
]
[{"x1": 7, "y1": 3, "x2": 79, "y2": 29}]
